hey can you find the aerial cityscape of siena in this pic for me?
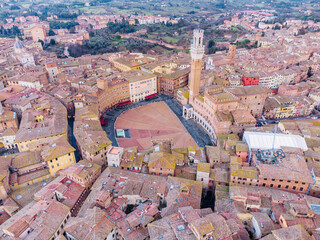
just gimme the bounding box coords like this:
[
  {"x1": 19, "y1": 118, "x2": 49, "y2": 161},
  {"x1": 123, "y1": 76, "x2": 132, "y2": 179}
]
[{"x1": 0, "y1": 0, "x2": 319, "y2": 239}]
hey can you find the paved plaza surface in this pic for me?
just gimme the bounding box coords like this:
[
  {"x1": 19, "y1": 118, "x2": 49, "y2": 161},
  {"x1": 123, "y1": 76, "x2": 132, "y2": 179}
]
[
  {"x1": 115, "y1": 101, "x2": 198, "y2": 150},
  {"x1": 102, "y1": 95, "x2": 213, "y2": 149}
]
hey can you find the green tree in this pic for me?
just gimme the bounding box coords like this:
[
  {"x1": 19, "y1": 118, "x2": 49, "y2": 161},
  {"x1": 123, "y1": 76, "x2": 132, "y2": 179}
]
[
  {"x1": 307, "y1": 67, "x2": 313, "y2": 78},
  {"x1": 49, "y1": 21, "x2": 79, "y2": 30},
  {"x1": 49, "y1": 29, "x2": 55, "y2": 36},
  {"x1": 38, "y1": 39, "x2": 44, "y2": 47},
  {"x1": 298, "y1": 28, "x2": 307, "y2": 36},
  {"x1": 114, "y1": 35, "x2": 121, "y2": 40},
  {"x1": 50, "y1": 39, "x2": 56, "y2": 45},
  {"x1": 10, "y1": 5, "x2": 20, "y2": 10},
  {"x1": 208, "y1": 39, "x2": 215, "y2": 48}
]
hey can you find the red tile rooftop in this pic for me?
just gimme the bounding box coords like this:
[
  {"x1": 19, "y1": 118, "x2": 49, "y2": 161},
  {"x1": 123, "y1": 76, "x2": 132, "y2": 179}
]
[
  {"x1": 109, "y1": 147, "x2": 121, "y2": 155},
  {"x1": 115, "y1": 102, "x2": 197, "y2": 150},
  {"x1": 0, "y1": 86, "x2": 26, "y2": 102}
]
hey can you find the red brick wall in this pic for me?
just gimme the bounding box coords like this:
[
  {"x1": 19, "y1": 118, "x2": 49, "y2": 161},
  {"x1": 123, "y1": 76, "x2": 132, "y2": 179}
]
[{"x1": 242, "y1": 76, "x2": 260, "y2": 86}]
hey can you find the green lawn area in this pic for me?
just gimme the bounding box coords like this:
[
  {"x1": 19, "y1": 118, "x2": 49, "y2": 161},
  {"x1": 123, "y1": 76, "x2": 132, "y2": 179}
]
[
  {"x1": 147, "y1": 34, "x2": 157, "y2": 39},
  {"x1": 111, "y1": 37, "x2": 124, "y2": 42},
  {"x1": 163, "y1": 36, "x2": 180, "y2": 43}
]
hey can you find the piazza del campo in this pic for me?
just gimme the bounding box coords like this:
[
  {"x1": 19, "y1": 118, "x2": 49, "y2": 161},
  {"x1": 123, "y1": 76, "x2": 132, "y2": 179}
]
[{"x1": 0, "y1": 0, "x2": 320, "y2": 239}]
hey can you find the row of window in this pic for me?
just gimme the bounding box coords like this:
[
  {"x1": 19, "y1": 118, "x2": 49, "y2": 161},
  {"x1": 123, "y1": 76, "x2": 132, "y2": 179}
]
[
  {"x1": 264, "y1": 178, "x2": 305, "y2": 185},
  {"x1": 51, "y1": 159, "x2": 73, "y2": 169},
  {"x1": 233, "y1": 181, "x2": 259, "y2": 186},
  {"x1": 151, "y1": 172, "x2": 172, "y2": 176},
  {"x1": 130, "y1": 79, "x2": 155, "y2": 87},
  {"x1": 50, "y1": 153, "x2": 72, "y2": 163},
  {"x1": 234, "y1": 177, "x2": 258, "y2": 182},
  {"x1": 262, "y1": 183, "x2": 304, "y2": 191}
]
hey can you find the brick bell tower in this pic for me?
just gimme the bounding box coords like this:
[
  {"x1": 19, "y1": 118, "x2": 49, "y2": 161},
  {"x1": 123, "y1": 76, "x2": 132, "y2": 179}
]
[{"x1": 189, "y1": 29, "x2": 205, "y2": 104}]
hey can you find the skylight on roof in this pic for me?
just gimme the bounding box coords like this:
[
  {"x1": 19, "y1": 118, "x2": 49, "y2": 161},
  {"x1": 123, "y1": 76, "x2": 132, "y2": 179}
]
[{"x1": 177, "y1": 225, "x2": 185, "y2": 231}]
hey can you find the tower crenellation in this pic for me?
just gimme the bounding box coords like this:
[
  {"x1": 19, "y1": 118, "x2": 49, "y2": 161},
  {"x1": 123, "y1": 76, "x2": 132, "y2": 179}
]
[{"x1": 191, "y1": 29, "x2": 205, "y2": 60}]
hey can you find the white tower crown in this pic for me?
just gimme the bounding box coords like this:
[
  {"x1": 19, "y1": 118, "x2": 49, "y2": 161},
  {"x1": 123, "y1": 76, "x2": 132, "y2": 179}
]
[{"x1": 191, "y1": 29, "x2": 205, "y2": 60}]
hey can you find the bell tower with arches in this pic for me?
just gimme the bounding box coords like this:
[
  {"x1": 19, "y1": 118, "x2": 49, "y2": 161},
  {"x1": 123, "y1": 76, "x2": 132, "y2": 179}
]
[{"x1": 189, "y1": 29, "x2": 204, "y2": 103}]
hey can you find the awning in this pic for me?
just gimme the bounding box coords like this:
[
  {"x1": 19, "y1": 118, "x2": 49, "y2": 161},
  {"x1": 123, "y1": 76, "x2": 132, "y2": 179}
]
[
  {"x1": 100, "y1": 116, "x2": 108, "y2": 125},
  {"x1": 118, "y1": 100, "x2": 131, "y2": 106},
  {"x1": 145, "y1": 93, "x2": 157, "y2": 99}
]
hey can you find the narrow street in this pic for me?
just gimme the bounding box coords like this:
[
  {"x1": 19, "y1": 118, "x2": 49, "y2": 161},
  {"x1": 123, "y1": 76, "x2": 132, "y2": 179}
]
[{"x1": 68, "y1": 118, "x2": 80, "y2": 162}]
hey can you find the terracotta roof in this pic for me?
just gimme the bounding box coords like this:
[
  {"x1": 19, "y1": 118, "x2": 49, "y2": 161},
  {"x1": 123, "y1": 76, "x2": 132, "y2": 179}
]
[
  {"x1": 190, "y1": 218, "x2": 213, "y2": 236},
  {"x1": 0, "y1": 111, "x2": 16, "y2": 122},
  {"x1": 34, "y1": 176, "x2": 85, "y2": 209},
  {"x1": 124, "y1": 69, "x2": 156, "y2": 83},
  {"x1": 206, "y1": 213, "x2": 233, "y2": 239},
  {"x1": 148, "y1": 152, "x2": 176, "y2": 170},
  {"x1": 210, "y1": 168, "x2": 229, "y2": 183},
  {"x1": 228, "y1": 85, "x2": 271, "y2": 96},
  {"x1": 41, "y1": 137, "x2": 75, "y2": 162},
  {"x1": 161, "y1": 68, "x2": 190, "y2": 80},
  {"x1": 270, "y1": 224, "x2": 313, "y2": 240},
  {"x1": 178, "y1": 206, "x2": 200, "y2": 224},
  {"x1": 74, "y1": 105, "x2": 112, "y2": 154},
  {"x1": 2, "y1": 200, "x2": 70, "y2": 239},
  {"x1": 64, "y1": 207, "x2": 114, "y2": 240},
  {"x1": 0, "y1": 85, "x2": 26, "y2": 102},
  {"x1": 197, "y1": 162, "x2": 210, "y2": 173},
  {"x1": 15, "y1": 94, "x2": 68, "y2": 143},
  {"x1": 206, "y1": 146, "x2": 221, "y2": 162},
  {"x1": 8, "y1": 151, "x2": 41, "y2": 169},
  {"x1": 0, "y1": 127, "x2": 18, "y2": 137},
  {"x1": 236, "y1": 142, "x2": 249, "y2": 152},
  {"x1": 261, "y1": 234, "x2": 277, "y2": 240},
  {"x1": 232, "y1": 110, "x2": 256, "y2": 124},
  {"x1": 256, "y1": 150, "x2": 313, "y2": 183},
  {"x1": 231, "y1": 167, "x2": 259, "y2": 179},
  {"x1": 147, "y1": 217, "x2": 176, "y2": 240},
  {"x1": 60, "y1": 160, "x2": 101, "y2": 181},
  {"x1": 251, "y1": 212, "x2": 275, "y2": 236},
  {"x1": 17, "y1": 168, "x2": 50, "y2": 185}
]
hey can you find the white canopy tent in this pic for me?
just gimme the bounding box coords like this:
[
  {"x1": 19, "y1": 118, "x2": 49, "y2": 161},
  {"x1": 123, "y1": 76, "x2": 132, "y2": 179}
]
[{"x1": 243, "y1": 131, "x2": 308, "y2": 152}]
